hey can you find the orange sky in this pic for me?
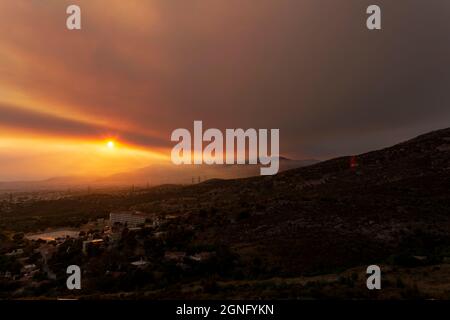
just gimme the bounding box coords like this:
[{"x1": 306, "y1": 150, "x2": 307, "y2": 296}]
[
  {"x1": 1, "y1": 0, "x2": 450, "y2": 181},
  {"x1": 0, "y1": 1, "x2": 172, "y2": 180}
]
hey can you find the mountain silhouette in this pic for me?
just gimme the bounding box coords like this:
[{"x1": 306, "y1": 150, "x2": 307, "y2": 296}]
[{"x1": 161, "y1": 127, "x2": 450, "y2": 274}]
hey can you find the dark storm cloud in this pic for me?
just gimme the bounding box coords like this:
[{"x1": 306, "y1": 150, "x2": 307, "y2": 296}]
[
  {"x1": 0, "y1": 104, "x2": 168, "y2": 148},
  {"x1": 1, "y1": 0, "x2": 450, "y2": 159},
  {"x1": 0, "y1": 104, "x2": 103, "y2": 137}
]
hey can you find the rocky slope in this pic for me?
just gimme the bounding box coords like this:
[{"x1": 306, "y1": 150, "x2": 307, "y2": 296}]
[{"x1": 177, "y1": 128, "x2": 450, "y2": 275}]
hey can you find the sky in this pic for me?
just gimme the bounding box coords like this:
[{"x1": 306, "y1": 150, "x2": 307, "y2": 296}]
[{"x1": 0, "y1": 0, "x2": 450, "y2": 181}]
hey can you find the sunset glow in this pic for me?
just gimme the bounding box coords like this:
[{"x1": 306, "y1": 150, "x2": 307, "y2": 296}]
[
  {"x1": 0, "y1": 135, "x2": 168, "y2": 181},
  {"x1": 1, "y1": 0, "x2": 449, "y2": 182}
]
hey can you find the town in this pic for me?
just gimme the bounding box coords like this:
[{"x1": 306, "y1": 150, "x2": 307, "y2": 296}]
[{"x1": 0, "y1": 187, "x2": 237, "y2": 299}]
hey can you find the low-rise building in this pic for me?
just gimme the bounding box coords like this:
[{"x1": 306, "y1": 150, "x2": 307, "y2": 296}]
[
  {"x1": 5, "y1": 248, "x2": 24, "y2": 257},
  {"x1": 188, "y1": 252, "x2": 214, "y2": 262},
  {"x1": 131, "y1": 258, "x2": 148, "y2": 268},
  {"x1": 109, "y1": 211, "x2": 146, "y2": 228},
  {"x1": 164, "y1": 251, "x2": 186, "y2": 262}
]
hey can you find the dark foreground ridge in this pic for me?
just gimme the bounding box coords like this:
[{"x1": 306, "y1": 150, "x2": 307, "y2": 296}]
[
  {"x1": 186, "y1": 127, "x2": 450, "y2": 274},
  {"x1": 1, "y1": 127, "x2": 450, "y2": 299}
]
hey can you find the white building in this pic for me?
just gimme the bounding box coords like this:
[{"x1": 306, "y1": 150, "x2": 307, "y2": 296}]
[
  {"x1": 131, "y1": 258, "x2": 148, "y2": 268},
  {"x1": 109, "y1": 211, "x2": 146, "y2": 228}
]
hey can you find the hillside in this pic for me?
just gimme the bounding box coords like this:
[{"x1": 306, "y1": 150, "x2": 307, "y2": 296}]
[
  {"x1": 162, "y1": 127, "x2": 450, "y2": 275},
  {"x1": 97, "y1": 158, "x2": 319, "y2": 186}
]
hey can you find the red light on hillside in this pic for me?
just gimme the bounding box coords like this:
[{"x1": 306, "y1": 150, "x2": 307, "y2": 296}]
[{"x1": 350, "y1": 156, "x2": 358, "y2": 168}]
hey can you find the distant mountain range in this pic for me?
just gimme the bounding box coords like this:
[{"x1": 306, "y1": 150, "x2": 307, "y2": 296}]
[{"x1": 0, "y1": 157, "x2": 319, "y2": 191}]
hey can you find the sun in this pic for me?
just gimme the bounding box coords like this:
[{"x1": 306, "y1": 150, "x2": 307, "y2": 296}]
[{"x1": 106, "y1": 140, "x2": 115, "y2": 149}]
